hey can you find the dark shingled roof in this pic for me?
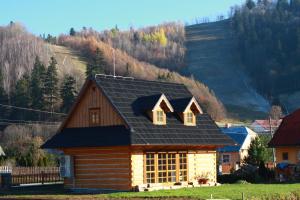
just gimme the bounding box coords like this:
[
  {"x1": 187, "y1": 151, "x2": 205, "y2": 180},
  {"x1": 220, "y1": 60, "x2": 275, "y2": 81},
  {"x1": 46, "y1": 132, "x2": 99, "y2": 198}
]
[
  {"x1": 42, "y1": 125, "x2": 130, "y2": 148},
  {"x1": 43, "y1": 75, "x2": 234, "y2": 148},
  {"x1": 170, "y1": 98, "x2": 192, "y2": 112},
  {"x1": 94, "y1": 75, "x2": 234, "y2": 146},
  {"x1": 134, "y1": 94, "x2": 164, "y2": 111}
]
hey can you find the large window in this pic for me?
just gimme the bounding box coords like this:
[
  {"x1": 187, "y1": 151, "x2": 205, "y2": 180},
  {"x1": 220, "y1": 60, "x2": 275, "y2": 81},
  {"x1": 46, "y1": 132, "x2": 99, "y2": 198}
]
[
  {"x1": 145, "y1": 152, "x2": 187, "y2": 184},
  {"x1": 89, "y1": 108, "x2": 100, "y2": 126}
]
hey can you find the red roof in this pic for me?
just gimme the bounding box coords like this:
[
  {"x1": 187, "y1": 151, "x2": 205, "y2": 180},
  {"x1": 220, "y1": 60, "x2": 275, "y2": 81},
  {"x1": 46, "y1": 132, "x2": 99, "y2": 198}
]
[
  {"x1": 254, "y1": 119, "x2": 282, "y2": 130},
  {"x1": 269, "y1": 108, "x2": 300, "y2": 147}
]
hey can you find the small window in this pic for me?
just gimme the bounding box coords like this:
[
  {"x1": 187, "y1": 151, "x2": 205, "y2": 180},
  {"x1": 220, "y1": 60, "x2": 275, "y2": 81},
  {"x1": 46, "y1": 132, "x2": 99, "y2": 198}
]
[
  {"x1": 156, "y1": 110, "x2": 164, "y2": 123},
  {"x1": 89, "y1": 108, "x2": 100, "y2": 126},
  {"x1": 282, "y1": 152, "x2": 289, "y2": 161},
  {"x1": 186, "y1": 112, "x2": 194, "y2": 124},
  {"x1": 222, "y1": 154, "x2": 230, "y2": 163}
]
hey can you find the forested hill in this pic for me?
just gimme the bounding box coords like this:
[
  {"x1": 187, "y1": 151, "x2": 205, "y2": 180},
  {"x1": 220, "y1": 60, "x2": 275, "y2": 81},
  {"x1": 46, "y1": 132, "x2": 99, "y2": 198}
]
[
  {"x1": 183, "y1": 20, "x2": 270, "y2": 120},
  {"x1": 231, "y1": 0, "x2": 300, "y2": 114},
  {"x1": 182, "y1": 0, "x2": 300, "y2": 119},
  {"x1": 0, "y1": 22, "x2": 226, "y2": 122}
]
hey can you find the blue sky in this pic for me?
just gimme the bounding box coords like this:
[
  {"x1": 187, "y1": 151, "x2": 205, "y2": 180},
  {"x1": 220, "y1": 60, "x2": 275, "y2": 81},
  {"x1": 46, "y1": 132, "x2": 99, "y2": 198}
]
[{"x1": 1, "y1": 0, "x2": 244, "y2": 36}]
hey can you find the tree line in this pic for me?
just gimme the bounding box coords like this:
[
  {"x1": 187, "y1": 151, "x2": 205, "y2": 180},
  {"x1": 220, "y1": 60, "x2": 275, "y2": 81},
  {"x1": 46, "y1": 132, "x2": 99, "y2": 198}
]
[
  {"x1": 232, "y1": 0, "x2": 300, "y2": 101},
  {"x1": 67, "y1": 22, "x2": 186, "y2": 71},
  {"x1": 0, "y1": 56, "x2": 77, "y2": 121},
  {"x1": 0, "y1": 47, "x2": 107, "y2": 167}
]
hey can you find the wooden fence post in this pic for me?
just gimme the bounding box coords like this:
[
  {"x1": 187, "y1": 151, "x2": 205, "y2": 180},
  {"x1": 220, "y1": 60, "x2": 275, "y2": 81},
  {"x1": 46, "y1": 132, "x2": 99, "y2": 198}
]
[{"x1": 41, "y1": 171, "x2": 44, "y2": 185}]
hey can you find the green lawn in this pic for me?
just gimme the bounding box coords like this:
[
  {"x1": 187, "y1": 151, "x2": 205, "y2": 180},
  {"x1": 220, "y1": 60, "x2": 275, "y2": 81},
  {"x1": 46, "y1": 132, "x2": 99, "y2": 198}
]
[{"x1": 1, "y1": 183, "x2": 300, "y2": 200}]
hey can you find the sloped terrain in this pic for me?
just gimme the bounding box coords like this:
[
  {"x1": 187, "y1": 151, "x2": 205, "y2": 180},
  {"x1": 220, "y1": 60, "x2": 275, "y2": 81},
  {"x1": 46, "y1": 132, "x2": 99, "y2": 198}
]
[
  {"x1": 184, "y1": 20, "x2": 270, "y2": 120},
  {"x1": 47, "y1": 44, "x2": 86, "y2": 89}
]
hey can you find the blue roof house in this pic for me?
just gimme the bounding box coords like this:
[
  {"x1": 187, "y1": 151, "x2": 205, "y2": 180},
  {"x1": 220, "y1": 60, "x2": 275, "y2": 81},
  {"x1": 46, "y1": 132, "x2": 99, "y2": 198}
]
[{"x1": 218, "y1": 126, "x2": 257, "y2": 174}]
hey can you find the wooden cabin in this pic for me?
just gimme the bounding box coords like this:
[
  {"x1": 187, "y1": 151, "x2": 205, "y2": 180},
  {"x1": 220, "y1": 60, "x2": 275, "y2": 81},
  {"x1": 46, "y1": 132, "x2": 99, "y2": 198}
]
[
  {"x1": 269, "y1": 109, "x2": 300, "y2": 164},
  {"x1": 218, "y1": 126, "x2": 257, "y2": 174},
  {"x1": 42, "y1": 75, "x2": 234, "y2": 191}
]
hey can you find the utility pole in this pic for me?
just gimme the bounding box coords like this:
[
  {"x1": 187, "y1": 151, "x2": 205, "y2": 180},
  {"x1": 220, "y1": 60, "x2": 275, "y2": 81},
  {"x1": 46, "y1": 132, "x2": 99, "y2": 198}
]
[{"x1": 269, "y1": 116, "x2": 276, "y2": 166}]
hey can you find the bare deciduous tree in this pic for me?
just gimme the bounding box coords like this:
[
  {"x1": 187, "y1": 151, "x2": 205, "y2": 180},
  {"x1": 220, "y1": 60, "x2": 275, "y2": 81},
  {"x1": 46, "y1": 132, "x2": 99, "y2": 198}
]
[{"x1": 269, "y1": 105, "x2": 283, "y2": 120}]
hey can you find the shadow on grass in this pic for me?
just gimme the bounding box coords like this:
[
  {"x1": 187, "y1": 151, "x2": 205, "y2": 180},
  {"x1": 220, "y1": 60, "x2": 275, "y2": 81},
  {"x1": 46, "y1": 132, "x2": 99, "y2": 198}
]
[{"x1": 0, "y1": 184, "x2": 67, "y2": 196}]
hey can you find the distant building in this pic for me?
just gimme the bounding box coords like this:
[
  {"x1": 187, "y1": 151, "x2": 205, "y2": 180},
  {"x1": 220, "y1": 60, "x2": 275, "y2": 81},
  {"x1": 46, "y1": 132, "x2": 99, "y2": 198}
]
[
  {"x1": 269, "y1": 109, "x2": 300, "y2": 164},
  {"x1": 218, "y1": 126, "x2": 257, "y2": 174},
  {"x1": 251, "y1": 119, "x2": 282, "y2": 134}
]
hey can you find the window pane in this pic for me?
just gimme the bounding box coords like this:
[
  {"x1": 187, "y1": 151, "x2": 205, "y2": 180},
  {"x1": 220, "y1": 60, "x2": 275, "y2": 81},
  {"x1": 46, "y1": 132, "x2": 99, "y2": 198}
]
[
  {"x1": 179, "y1": 153, "x2": 187, "y2": 181},
  {"x1": 156, "y1": 110, "x2": 164, "y2": 122},
  {"x1": 89, "y1": 108, "x2": 100, "y2": 126}
]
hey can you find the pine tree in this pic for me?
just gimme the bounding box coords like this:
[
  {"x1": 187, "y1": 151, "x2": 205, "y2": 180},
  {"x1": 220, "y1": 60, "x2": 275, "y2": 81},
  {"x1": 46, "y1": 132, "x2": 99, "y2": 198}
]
[
  {"x1": 11, "y1": 74, "x2": 31, "y2": 120},
  {"x1": 30, "y1": 56, "x2": 46, "y2": 110},
  {"x1": 60, "y1": 75, "x2": 77, "y2": 113},
  {"x1": 86, "y1": 48, "x2": 106, "y2": 78},
  {"x1": 69, "y1": 27, "x2": 76, "y2": 36},
  {"x1": 44, "y1": 57, "x2": 59, "y2": 113},
  {"x1": 243, "y1": 137, "x2": 268, "y2": 166},
  {"x1": 246, "y1": 0, "x2": 256, "y2": 10}
]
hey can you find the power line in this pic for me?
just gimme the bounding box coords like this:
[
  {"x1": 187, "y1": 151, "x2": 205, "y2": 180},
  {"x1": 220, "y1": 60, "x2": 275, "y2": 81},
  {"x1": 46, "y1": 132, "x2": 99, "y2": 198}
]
[
  {"x1": 0, "y1": 121, "x2": 60, "y2": 126},
  {"x1": 0, "y1": 103, "x2": 67, "y2": 115},
  {"x1": 0, "y1": 118, "x2": 61, "y2": 124}
]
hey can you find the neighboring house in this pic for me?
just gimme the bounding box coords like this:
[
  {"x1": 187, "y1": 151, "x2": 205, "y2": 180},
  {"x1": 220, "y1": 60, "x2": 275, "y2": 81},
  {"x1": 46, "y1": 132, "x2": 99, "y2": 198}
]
[
  {"x1": 42, "y1": 75, "x2": 234, "y2": 191},
  {"x1": 218, "y1": 126, "x2": 257, "y2": 174},
  {"x1": 251, "y1": 119, "x2": 282, "y2": 134},
  {"x1": 269, "y1": 109, "x2": 300, "y2": 164}
]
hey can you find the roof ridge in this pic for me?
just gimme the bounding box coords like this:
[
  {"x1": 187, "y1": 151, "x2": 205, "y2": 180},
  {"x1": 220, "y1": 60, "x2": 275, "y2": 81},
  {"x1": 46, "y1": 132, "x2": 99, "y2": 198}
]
[{"x1": 95, "y1": 74, "x2": 186, "y2": 86}]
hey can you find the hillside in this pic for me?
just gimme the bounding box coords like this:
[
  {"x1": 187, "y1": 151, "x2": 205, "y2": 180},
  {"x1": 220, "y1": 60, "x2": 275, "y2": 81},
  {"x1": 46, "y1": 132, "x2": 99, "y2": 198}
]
[
  {"x1": 183, "y1": 20, "x2": 270, "y2": 120},
  {"x1": 58, "y1": 35, "x2": 226, "y2": 120},
  {"x1": 0, "y1": 23, "x2": 227, "y2": 120},
  {"x1": 47, "y1": 44, "x2": 86, "y2": 89}
]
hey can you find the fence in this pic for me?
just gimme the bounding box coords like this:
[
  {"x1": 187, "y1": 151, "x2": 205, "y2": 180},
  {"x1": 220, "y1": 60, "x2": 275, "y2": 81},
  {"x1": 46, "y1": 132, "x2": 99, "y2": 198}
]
[{"x1": 0, "y1": 166, "x2": 63, "y2": 186}]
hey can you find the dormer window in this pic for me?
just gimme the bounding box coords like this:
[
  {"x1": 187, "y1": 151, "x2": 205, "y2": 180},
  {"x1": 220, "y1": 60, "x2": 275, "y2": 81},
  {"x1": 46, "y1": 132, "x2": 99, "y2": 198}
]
[
  {"x1": 186, "y1": 112, "x2": 194, "y2": 124},
  {"x1": 156, "y1": 110, "x2": 164, "y2": 123},
  {"x1": 171, "y1": 96, "x2": 202, "y2": 126},
  {"x1": 149, "y1": 94, "x2": 174, "y2": 125}
]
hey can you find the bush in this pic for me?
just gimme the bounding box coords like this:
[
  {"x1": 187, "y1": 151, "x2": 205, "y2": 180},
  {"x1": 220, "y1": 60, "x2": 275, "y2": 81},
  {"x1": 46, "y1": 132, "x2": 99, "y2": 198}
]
[
  {"x1": 1, "y1": 125, "x2": 59, "y2": 167},
  {"x1": 217, "y1": 174, "x2": 240, "y2": 184}
]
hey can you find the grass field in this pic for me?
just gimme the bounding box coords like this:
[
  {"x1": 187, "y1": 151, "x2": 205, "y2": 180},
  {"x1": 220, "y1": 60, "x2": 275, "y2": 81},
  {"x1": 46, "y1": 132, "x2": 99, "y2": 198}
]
[{"x1": 1, "y1": 183, "x2": 300, "y2": 200}]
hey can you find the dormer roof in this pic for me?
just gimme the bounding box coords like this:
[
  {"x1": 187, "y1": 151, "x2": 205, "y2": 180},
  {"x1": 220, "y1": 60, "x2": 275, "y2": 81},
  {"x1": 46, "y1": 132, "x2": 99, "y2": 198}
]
[
  {"x1": 171, "y1": 96, "x2": 202, "y2": 114},
  {"x1": 136, "y1": 94, "x2": 173, "y2": 112}
]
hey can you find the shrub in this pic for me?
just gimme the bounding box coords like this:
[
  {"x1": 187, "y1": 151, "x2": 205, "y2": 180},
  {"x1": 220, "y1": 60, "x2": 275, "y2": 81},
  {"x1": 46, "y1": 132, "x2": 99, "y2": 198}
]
[{"x1": 217, "y1": 174, "x2": 240, "y2": 184}]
